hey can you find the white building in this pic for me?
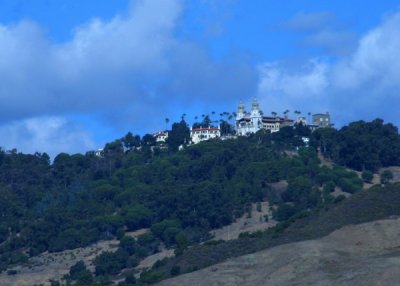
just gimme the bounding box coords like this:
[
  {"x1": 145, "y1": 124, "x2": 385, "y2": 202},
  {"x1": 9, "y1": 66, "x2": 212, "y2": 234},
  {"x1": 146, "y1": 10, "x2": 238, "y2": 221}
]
[
  {"x1": 153, "y1": 131, "x2": 168, "y2": 143},
  {"x1": 312, "y1": 113, "x2": 332, "y2": 128},
  {"x1": 190, "y1": 126, "x2": 221, "y2": 144},
  {"x1": 296, "y1": 116, "x2": 308, "y2": 126},
  {"x1": 95, "y1": 148, "x2": 104, "y2": 157},
  {"x1": 236, "y1": 99, "x2": 294, "y2": 135}
]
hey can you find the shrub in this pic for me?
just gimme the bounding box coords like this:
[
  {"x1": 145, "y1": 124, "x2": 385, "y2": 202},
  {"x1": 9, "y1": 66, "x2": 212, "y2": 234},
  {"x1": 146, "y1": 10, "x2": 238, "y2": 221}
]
[
  {"x1": 381, "y1": 170, "x2": 394, "y2": 184},
  {"x1": 7, "y1": 269, "x2": 17, "y2": 275},
  {"x1": 362, "y1": 171, "x2": 374, "y2": 183},
  {"x1": 170, "y1": 265, "x2": 181, "y2": 276},
  {"x1": 334, "y1": 195, "x2": 346, "y2": 204},
  {"x1": 140, "y1": 270, "x2": 165, "y2": 284}
]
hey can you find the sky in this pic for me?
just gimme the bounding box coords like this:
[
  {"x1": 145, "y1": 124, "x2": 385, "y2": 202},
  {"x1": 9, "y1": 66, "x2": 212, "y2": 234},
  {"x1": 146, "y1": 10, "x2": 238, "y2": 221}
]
[{"x1": 0, "y1": 0, "x2": 400, "y2": 157}]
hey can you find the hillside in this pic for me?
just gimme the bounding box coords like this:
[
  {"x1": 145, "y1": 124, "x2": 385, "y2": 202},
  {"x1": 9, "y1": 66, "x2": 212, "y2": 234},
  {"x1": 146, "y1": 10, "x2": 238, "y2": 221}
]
[
  {"x1": 147, "y1": 183, "x2": 400, "y2": 282},
  {"x1": 0, "y1": 118, "x2": 400, "y2": 285},
  {"x1": 157, "y1": 217, "x2": 400, "y2": 286}
]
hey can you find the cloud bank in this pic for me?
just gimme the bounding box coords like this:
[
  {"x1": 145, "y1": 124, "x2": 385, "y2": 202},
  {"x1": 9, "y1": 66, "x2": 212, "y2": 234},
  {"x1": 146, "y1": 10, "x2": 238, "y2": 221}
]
[
  {"x1": 1, "y1": 3, "x2": 400, "y2": 156},
  {"x1": 0, "y1": 116, "x2": 95, "y2": 157},
  {"x1": 258, "y1": 11, "x2": 400, "y2": 127},
  {"x1": 0, "y1": 0, "x2": 256, "y2": 155}
]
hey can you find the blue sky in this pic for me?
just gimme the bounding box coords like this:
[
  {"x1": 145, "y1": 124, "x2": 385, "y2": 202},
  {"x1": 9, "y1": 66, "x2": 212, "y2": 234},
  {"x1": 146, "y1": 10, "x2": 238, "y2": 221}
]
[{"x1": 0, "y1": 0, "x2": 399, "y2": 157}]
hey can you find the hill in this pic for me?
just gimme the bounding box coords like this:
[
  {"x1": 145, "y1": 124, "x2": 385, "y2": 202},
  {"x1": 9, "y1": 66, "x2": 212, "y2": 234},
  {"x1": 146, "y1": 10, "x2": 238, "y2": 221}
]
[
  {"x1": 157, "y1": 217, "x2": 400, "y2": 286},
  {"x1": 0, "y1": 118, "x2": 400, "y2": 285},
  {"x1": 147, "y1": 183, "x2": 400, "y2": 283}
]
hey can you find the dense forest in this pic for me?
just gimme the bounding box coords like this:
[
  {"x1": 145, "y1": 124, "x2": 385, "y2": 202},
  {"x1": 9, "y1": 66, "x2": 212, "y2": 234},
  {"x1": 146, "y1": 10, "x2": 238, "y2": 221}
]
[{"x1": 0, "y1": 117, "x2": 399, "y2": 285}]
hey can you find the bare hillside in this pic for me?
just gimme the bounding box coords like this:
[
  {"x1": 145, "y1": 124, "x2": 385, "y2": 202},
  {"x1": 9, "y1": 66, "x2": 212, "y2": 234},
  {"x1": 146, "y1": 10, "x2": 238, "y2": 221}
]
[
  {"x1": 157, "y1": 218, "x2": 400, "y2": 286},
  {"x1": 0, "y1": 240, "x2": 119, "y2": 286},
  {"x1": 210, "y1": 201, "x2": 276, "y2": 241}
]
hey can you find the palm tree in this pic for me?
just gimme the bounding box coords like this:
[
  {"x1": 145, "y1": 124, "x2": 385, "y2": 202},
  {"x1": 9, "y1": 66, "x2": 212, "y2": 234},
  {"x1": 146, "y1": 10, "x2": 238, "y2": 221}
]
[
  {"x1": 165, "y1": 118, "x2": 169, "y2": 130},
  {"x1": 283, "y1": 109, "x2": 289, "y2": 118},
  {"x1": 271, "y1": 111, "x2": 277, "y2": 118}
]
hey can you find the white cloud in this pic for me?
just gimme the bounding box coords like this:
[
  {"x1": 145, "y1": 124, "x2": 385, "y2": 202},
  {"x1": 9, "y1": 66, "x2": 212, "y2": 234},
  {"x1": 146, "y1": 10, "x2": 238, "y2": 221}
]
[
  {"x1": 257, "y1": 59, "x2": 329, "y2": 113},
  {"x1": 0, "y1": 117, "x2": 95, "y2": 158},
  {"x1": 333, "y1": 12, "x2": 400, "y2": 90},
  {"x1": 258, "y1": 11, "x2": 400, "y2": 126},
  {"x1": 0, "y1": 0, "x2": 182, "y2": 119},
  {"x1": 0, "y1": 0, "x2": 256, "y2": 128}
]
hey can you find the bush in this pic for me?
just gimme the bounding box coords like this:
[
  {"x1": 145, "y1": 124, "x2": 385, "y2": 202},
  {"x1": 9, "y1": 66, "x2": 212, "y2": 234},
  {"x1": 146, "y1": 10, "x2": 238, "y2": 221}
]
[
  {"x1": 7, "y1": 269, "x2": 17, "y2": 275},
  {"x1": 125, "y1": 272, "x2": 136, "y2": 284},
  {"x1": 69, "y1": 260, "x2": 87, "y2": 280},
  {"x1": 381, "y1": 170, "x2": 394, "y2": 184},
  {"x1": 338, "y1": 178, "x2": 361, "y2": 194},
  {"x1": 170, "y1": 265, "x2": 181, "y2": 276},
  {"x1": 362, "y1": 171, "x2": 374, "y2": 183},
  {"x1": 273, "y1": 204, "x2": 297, "y2": 221},
  {"x1": 119, "y1": 236, "x2": 137, "y2": 255},
  {"x1": 94, "y1": 249, "x2": 129, "y2": 276},
  {"x1": 334, "y1": 195, "x2": 346, "y2": 204},
  {"x1": 204, "y1": 239, "x2": 224, "y2": 246},
  {"x1": 323, "y1": 181, "x2": 335, "y2": 193},
  {"x1": 140, "y1": 270, "x2": 165, "y2": 284}
]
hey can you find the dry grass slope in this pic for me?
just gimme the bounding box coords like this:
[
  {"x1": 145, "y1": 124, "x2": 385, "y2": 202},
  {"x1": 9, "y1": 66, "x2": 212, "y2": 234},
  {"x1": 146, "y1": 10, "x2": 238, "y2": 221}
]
[{"x1": 157, "y1": 218, "x2": 400, "y2": 286}]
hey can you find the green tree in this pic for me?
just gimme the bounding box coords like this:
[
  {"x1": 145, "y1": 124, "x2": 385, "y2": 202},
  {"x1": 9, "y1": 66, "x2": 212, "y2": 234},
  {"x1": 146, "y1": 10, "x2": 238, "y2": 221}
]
[{"x1": 167, "y1": 120, "x2": 190, "y2": 152}]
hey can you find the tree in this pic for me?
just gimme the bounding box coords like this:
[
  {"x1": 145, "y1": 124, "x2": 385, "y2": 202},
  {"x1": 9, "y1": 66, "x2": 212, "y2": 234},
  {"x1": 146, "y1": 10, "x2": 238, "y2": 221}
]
[
  {"x1": 165, "y1": 118, "x2": 170, "y2": 130},
  {"x1": 175, "y1": 232, "x2": 188, "y2": 255},
  {"x1": 167, "y1": 120, "x2": 190, "y2": 152},
  {"x1": 94, "y1": 249, "x2": 129, "y2": 276},
  {"x1": 142, "y1": 134, "x2": 156, "y2": 146},
  {"x1": 219, "y1": 120, "x2": 234, "y2": 135},
  {"x1": 124, "y1": 205, "x2": 154, "y2": 230},
  {"x1": 69, "y1": 261, "x2": 87, "y2": 280},
  {"x1": 122, "y1": 132, "x2": 137, "y2": 150}
]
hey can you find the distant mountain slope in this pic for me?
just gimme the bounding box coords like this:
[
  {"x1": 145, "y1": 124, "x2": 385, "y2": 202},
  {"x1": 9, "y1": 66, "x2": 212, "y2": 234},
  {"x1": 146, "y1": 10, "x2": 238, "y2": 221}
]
[{"x1": 157, "y1": 217, "x2": 400, "y2": 286}]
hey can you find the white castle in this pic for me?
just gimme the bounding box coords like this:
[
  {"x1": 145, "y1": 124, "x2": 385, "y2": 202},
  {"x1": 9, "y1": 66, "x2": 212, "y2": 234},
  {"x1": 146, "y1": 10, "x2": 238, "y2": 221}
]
[
  {"x1": 236, "y1": 99, "x2": 294, "y2": 136},
  {"x1": 150, "y1": 99, "x2": 332, "y2": 147}
]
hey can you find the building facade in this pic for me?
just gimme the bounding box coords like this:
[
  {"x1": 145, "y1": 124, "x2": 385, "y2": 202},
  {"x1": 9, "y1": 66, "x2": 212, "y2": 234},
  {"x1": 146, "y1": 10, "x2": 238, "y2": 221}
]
[
  {"x1": 190, "y1": 126, "x2": 221, "y2": 144},
  {"x1": 236, "y1": 99, "x2": 294, "y2": 135},
  {"x1": 312, "y1": 113, "x2": 331, "y2": 128},
  {"x1": 153, "y1": 131, "x2": 168, "y2": 143}
]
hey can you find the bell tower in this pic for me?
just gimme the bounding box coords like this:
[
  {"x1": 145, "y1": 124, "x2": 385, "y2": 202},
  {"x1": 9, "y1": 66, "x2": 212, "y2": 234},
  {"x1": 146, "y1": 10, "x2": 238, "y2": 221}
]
[
  {"x1": 236, "y1": 100, "x2": 245, "y2": 120},
  {"x1": 250, "y1": 98, "x2": 262, "y2": 132}
]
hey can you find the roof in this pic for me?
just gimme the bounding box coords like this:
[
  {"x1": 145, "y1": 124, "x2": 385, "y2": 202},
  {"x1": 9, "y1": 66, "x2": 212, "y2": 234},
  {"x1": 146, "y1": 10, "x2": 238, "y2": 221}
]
[
  {"x1": 191, "y1": 126, "x2": 220, "y2": 132},
  {"x1": 262, "y1": 116, "x2": 294, "y2": 123},
  {"x1": 153, "y1": 131, "x2": 168, "y2": 137}
]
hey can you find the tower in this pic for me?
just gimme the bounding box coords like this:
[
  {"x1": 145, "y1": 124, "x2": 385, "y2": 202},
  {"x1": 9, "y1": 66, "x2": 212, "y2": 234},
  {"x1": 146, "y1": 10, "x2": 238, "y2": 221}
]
[
  {"x1": 236, "y1": 101, "x2": 245, "y2": 120},
  {"x1": 250, "y1": 98, "x2": 262, "y2": 132},
  {"x1": 251, "y1": 98, "x2": 260, "y2": 117}
]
